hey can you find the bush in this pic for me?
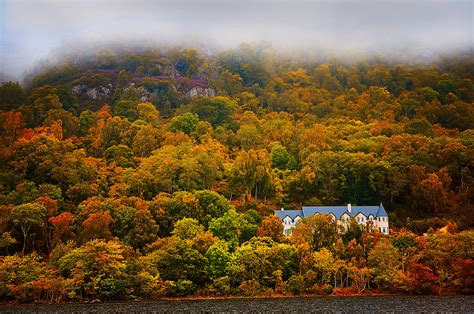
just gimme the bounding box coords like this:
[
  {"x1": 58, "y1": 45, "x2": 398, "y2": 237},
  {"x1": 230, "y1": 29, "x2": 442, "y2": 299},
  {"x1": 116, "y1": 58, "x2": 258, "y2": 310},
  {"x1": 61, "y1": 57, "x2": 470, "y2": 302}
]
[
  {"x1": 312, "y1": 283, "x2": 333, "y2": 295},
  {"x1": 239, "y1": 279, "x2": 261, "y2": 296},
  {"x1": 96, "y1": 277, "x2": 128, "y2": 299},
  {"x1": 173, "y1": 279, "x2": 196, "y2": 296},
  {"x1": 0, "y1": 254, "x2": 45, "y2": 302},
  {"x1": 134, "y1": 271, "x2": 166, "y2": 298},
  {"x1": 212, "y1": 276, "x2": 231, "y2": 295},
  {"x1": 408, "y1": 217, "x2": 445, "y2": 233},
  {"x1": 0, "y1": 254, "x2": 72, "y2": 303},
  {"x1": 322, "y1": 284, "x2": 333, "y2": 295},
  {"x1": 285, "y1": 275, "x2": 305, "y2": 295}
]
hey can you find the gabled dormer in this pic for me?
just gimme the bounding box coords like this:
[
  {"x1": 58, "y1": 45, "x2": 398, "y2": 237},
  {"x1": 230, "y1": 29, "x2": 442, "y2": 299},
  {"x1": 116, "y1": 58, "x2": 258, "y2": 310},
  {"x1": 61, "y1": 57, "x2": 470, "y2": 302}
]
[
  {"x1": 340, "y1": 213, "x2": 350, "y2": 222},
  {"x1": 355, "y1": 212, "x2": 367, "y2": 223}
]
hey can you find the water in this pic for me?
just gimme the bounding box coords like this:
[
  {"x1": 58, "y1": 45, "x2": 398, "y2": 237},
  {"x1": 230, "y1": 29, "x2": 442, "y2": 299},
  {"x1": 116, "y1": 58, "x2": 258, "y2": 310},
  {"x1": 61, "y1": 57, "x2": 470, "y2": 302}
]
[{"x1": 1, "y1": 295, "x2": 473, "y2": 313}]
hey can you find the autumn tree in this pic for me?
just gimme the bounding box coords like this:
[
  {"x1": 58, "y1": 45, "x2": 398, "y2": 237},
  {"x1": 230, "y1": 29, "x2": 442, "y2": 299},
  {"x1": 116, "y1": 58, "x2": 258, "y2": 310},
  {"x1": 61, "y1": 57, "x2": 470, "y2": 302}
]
[
  {"x1": 10, "y1": 203, "x2": 47, "y2": 253},
  {"x1": 258, "y1": 215, "x2": 284, "y2": 242},
  {"x1": 291, "y1": 214, "x2": 340, "y2": 252},
  {"x1": 230, "y1": 149, "x2": 273, "y2": 201},
  {"x1": 81, "y1": 212, "x2": 114, "y2": 241},
  {"x1": 49, "y1": 212, "x2": 74, "y2": 249}
]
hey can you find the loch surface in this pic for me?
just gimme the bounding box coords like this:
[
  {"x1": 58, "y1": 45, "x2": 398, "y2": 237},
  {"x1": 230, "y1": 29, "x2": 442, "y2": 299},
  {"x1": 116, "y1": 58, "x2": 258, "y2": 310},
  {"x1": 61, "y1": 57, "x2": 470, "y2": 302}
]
[{"x1": 2, "y1": 295, "x2": 473, "y2": 313}]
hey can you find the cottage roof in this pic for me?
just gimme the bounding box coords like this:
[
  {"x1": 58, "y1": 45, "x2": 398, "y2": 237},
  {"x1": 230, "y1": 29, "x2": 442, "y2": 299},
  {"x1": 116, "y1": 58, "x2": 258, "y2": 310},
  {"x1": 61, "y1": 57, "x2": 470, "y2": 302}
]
[
  {"x1": 274, "y1": 210, "x2": 303, "y2": 220},
  {"x1": 376, "y1": 203, "x2": 388, "y2": 216},
  {"x1": 274, "y1": 203, "x2": 387, "y2": 220}
]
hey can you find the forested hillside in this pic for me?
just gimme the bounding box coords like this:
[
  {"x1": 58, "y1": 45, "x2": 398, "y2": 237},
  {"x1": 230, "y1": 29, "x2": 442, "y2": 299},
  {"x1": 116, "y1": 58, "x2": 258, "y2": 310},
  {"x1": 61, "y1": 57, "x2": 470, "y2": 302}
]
[{"x1": 0, "y1": 43, "x2": 473, "y2": 302}]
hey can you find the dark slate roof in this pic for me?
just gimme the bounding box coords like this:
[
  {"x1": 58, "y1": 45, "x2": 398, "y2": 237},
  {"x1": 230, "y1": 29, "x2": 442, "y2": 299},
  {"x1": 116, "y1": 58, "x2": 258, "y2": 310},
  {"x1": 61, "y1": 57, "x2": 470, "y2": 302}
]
[
  {"x1": 376, "y1": 203, "x2": 388, "y2": 216},
  {"x1": 274, "y1": 210, "x2": 303, "y2": 220},
  {"x1": 274, "y1": 203, "x2": 387, "y2": 220}
]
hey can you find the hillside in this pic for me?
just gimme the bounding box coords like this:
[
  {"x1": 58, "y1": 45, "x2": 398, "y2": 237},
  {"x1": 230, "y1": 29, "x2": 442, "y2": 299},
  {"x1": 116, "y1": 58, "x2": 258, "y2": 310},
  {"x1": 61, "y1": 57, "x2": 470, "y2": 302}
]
[{"x1": 0, "y1": 43, "x2": 473, "y2": 301}]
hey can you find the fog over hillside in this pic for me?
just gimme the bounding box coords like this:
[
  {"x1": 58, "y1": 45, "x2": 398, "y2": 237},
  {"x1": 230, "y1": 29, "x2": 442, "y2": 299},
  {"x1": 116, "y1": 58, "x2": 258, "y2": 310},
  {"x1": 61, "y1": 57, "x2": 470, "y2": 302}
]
[{"x1": 1, "y1": 0, "x2": 472, "y2": 82}]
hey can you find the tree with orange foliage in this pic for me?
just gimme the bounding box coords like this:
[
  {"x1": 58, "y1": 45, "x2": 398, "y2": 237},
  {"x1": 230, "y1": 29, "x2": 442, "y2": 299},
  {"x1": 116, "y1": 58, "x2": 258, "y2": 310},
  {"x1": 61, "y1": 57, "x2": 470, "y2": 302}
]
[
  {"x1": 258, "y1": 215, "x2": 284, "y2": 242},
  {"x1": 451, "y1": 258, "x2": 474, "y2": 293},
  {"x1": 49, "y1": 212, "x2": 74, "y2": 249},
  {"x1": 408, "y1": 263, "x2": 438, "y2": 294},
  {"x1": 82, "y1": 212, "x2": 113, "y2": 241},
  {"x1": 412, "y1": 172, "x2": 450, "y2": 213},
  {"x1": 1, "y1": 111, "x2": 22, "y2": 144}
]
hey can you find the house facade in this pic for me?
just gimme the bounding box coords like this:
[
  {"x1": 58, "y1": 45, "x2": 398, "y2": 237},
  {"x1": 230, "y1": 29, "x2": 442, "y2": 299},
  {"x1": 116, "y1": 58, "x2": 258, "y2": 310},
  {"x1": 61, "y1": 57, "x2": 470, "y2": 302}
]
[{"x1": 274, "y1": 203, "x2": 389, "y2": 236}]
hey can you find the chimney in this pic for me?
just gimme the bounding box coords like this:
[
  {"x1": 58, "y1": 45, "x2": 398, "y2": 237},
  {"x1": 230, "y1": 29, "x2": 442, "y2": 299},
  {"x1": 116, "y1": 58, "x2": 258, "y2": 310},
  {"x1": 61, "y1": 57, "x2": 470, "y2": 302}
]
[{"x1": 347, "y1": 204, "x2": 352, "y2": 213}]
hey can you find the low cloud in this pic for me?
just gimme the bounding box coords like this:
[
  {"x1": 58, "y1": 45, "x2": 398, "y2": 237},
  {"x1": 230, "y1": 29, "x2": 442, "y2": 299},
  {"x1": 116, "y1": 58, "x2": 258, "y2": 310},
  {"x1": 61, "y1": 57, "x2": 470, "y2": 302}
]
[{"x1": 1, "y1": 0, "x2": 472, "y2": 81}]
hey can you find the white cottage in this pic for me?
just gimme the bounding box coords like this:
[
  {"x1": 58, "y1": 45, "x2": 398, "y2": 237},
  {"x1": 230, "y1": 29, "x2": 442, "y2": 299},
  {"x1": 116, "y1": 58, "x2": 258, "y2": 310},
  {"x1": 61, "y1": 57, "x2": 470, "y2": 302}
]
[{"x1": 275, "y1": 203, "x2": 389, "y2": 236}]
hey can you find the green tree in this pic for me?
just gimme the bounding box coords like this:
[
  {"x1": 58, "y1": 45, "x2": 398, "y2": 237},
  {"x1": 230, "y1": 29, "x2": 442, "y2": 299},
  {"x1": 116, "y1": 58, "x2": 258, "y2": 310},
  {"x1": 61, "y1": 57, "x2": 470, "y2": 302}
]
[
  {"x1": 368, "y1": 240, "x2": 400, "y2": 289},
  {"x1": 172, "y1": 218, "x2": 204, "y2": 239},
  {"x1": 10, "y1": 203, "x2": 47, "y2": 253},
  {"x1": 143, "y1": 237, "x2": 207, "y2": 284},
  {"x1": 194, "y1": 190, "x2": 232, "y2": 226},
  {"x1": 168, "y1": 113, "x2": 199, "y2": 134},
  {"x1": 113, "y1": 100, "x2": 138, "y2": 121},
  {"x1": 206, "y1": 241, "x2": 230, "y2": 280},
  {"x1": 208, "y1": 209, "x2": 257, "y2": 249},
  {"x1": 185, "y1": 97, "x2": 237, "y2": 127},
  {"x1": 0, "y1": 81, "x2": 27, "y2": 110},
  {"x1": 271, "y1": 143, "x2": 291, "y2": 169}
]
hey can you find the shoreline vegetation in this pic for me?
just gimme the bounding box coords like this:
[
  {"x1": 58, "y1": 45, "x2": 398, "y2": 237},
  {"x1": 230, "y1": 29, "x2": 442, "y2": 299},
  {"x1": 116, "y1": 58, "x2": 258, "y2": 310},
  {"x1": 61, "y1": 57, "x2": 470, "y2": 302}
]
[
  {"x1": 0, "y1": 43, "x2": 473, "y2": 305},
  {"x1": 0, "y1": 290, "x2": 454, "y2": 307}
]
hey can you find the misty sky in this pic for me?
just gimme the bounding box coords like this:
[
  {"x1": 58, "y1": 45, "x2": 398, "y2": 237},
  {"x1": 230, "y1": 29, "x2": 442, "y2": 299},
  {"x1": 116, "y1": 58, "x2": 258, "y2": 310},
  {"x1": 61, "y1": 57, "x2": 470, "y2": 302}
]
[{"x1": 0, "y1": 0, "x2": 473, "y2": 81}]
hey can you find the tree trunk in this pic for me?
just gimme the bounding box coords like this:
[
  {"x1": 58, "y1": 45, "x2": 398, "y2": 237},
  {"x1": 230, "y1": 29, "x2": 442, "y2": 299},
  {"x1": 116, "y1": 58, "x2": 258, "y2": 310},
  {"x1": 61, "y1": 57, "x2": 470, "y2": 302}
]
[{"x1": 21, "y1": 225, "x2": 30, "y2": 254}]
